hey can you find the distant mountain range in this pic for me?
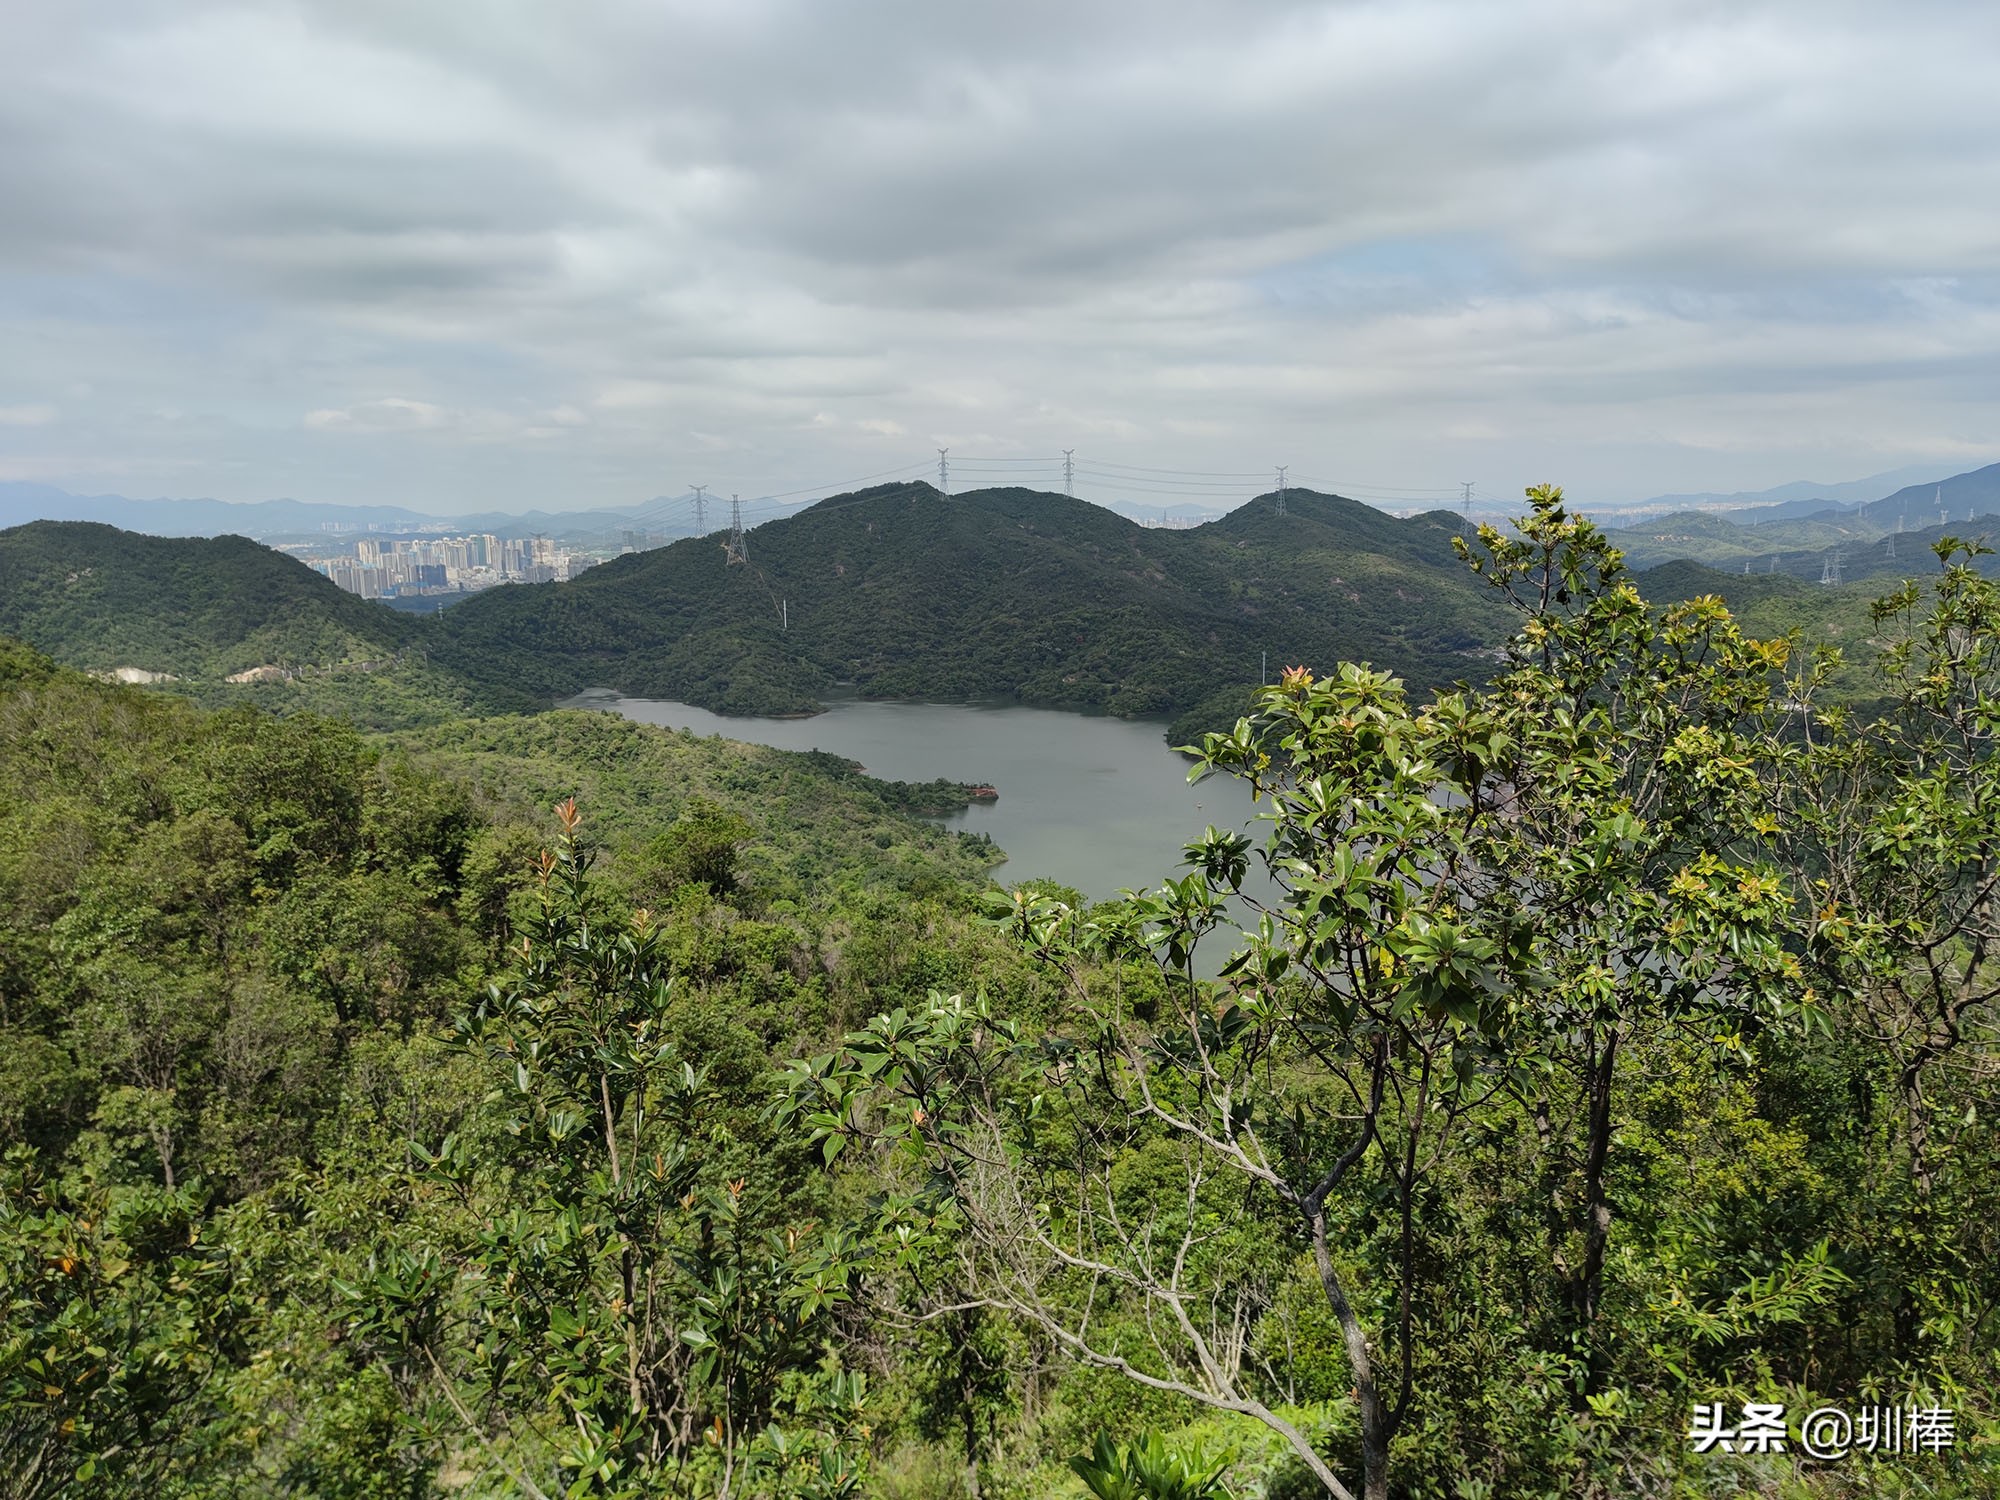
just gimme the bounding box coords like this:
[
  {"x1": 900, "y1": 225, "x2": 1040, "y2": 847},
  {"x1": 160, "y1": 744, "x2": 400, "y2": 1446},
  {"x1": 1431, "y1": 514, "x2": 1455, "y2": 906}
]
[
  {"x1": 1845, "y1": 462, "x2": 2000, "y2": 530},
  {"x1": 9, "y1": 466, "x2": 1996, "y2": 740},
  {"x1": 10, "y1": 457, "x2": 1993, "y2": 547},
  {"x1": 1602, "y1": 461, "x2": 2000, "y2": 577},
  {"x1": 0, "y1": 479, "x2": 1245, "y2": 544},
  {"x1": 421, "y1": 482, "x2": 1524, "y2": 726},
  {"x1": 0, "y1": 484, "x2": 1516, "y2": 733},
  {"x1": 0, "y1": 482, "x2": 703, "y2": 542},
  {"x1": 1620, "y1": 463, "x2": 1964, "y2": 520}
]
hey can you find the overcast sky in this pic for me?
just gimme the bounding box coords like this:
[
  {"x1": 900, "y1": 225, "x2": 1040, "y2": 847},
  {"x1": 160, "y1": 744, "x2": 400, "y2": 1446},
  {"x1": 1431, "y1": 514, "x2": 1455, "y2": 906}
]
[{"x1": 3, "y1": 0, "x2": 1998, "y2": 514}]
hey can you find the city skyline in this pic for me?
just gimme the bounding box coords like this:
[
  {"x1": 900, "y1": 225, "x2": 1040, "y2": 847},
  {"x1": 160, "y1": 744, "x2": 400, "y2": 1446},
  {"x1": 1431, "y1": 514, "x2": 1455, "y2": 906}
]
[{"x1": 297, "y1": 529, "x2": 596, "y2": 600}]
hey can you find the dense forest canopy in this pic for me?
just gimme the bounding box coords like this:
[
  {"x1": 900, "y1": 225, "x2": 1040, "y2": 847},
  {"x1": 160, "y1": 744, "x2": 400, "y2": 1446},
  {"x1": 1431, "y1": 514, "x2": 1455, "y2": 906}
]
[
  {"x1": 422, "y1": 484, "x2": 1509, "y2": 720},
  {"x1": 1, "y1": 487, "x2": 1517, "y2": 731},
  {"x1": 0, "y1": 521, "x2": 531, "y2": 730},
  {"x1": 10, "y1": 482, "x2": 1990, "y2": 744},
  {"x1": 1, "y1": 491, "x2": 1995, "y2": 1497}
]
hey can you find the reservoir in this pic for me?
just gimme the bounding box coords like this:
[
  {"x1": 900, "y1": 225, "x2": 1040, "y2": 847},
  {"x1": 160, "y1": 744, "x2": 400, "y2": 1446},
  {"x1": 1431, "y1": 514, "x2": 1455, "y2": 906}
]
[{"x1": 566, "y1": 694, "x2": 1262, "y2": 905}]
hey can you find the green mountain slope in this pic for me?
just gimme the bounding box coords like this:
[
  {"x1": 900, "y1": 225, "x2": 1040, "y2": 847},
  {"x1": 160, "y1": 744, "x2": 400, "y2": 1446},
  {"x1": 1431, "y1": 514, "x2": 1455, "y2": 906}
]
[
  {"x1": 30, "y1": 488, "x2": 1952, "y2": 739},
  {"x1": 0, "y1": 520, "x2": 415, "y2": 675},
  {"x1": 1603, "y1": 510, "x2": 1886, "y2": 570},
  {"x1": 1612, "y1": 510, "x2": 2000, "y2": 590},
  {"x1": 1851, "y1": 459, "x2": 2000, "y2": 529},
  {"x1": 0, "y1": 521, "x2": 519, "y2": 726},
  {"x1": 430, "y1": 482, "x2": 1513, "y2": 719}
]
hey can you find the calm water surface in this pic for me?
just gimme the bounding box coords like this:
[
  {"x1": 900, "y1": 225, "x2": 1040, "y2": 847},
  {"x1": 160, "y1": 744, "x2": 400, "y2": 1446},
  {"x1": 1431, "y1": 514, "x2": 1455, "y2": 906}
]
[{"x1": 565, "y1": 693, "x2": 1261, "y2": 903}]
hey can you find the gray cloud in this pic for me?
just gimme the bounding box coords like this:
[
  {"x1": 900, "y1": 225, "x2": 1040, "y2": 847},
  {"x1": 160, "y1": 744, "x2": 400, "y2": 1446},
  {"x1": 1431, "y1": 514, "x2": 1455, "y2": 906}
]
[{"x1": 1, "y1": 0, "x2": 1997, "y2": 510}]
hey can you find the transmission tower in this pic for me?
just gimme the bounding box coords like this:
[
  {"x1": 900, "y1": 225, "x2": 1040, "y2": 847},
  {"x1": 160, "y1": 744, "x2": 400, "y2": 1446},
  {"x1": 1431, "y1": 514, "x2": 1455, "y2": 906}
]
[
  {"x1": 937, "y1": 448, "x2": 950, "y2": 497},
  {"x1": 1461, "y1": 481, "x2": 1475, "y2": 537},
  {"x1": 1062, "y1": 449, "x2": 1074, "y2": 498},
  {"x1": 725, "y1": 494, "x2": 746, "y2": 565},
  {"x1": 1820, "y1": 550, "x2": 1842, "y2": 586},
  {"x1": 1275, "y1": 466, "x2": 1287, "y2": 517},
  {"x1": 690, "y1": 484, "x2": 709, "y2": 534}
]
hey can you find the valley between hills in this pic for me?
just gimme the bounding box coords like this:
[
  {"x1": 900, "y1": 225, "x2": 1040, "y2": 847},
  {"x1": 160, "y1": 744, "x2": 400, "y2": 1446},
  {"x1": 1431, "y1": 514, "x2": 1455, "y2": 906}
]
[
  {"x1": 5, "y1": 476, "x2": 1999, "y2": 1496},
  {"x1": 15, "y1": 474, "x2": 1998, "y2": 743}
]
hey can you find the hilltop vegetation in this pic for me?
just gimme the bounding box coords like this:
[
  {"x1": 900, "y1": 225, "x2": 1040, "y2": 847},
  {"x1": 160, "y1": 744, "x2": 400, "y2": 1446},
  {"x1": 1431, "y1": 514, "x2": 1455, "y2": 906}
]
[
  {"x1": 0, "y1": 493, "x2": 1515, "y2": 736},
  {"x1": 1601, "y1": 510, "x2": 1883, "y2": 570},
  {"x1": 0, "y1": 521, "x2": 414, "y2": 677},
  {"x1": 0, "y1": 639, "x2": 1052, "y2": 1495},
  {"x1": 3, "y1": 490, "x2": 1997, "y2": 1497},
  {"x1": 428, "y1": 483, "x2": 1514, "y2": 720},
  {"x1": 19, "y1": 484, "x2": 1997, "y2": 748},
  {"x1": 0, "y1": 520, "x2": 529, "y2": 727}
]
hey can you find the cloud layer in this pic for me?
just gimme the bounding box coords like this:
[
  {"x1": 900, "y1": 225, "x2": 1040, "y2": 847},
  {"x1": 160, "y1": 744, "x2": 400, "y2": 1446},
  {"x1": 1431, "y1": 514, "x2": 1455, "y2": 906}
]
[{"x1": 2, "y1": 0, "x2": 1997, "y2": 510}]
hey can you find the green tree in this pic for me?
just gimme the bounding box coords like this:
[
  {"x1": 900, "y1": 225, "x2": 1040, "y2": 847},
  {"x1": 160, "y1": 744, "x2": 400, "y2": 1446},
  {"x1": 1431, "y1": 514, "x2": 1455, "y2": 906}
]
[
  {"x1": 909, "y1": 1304, "x2": 1017, "y2": 1499},
  {"x1": 642, "y1": 797, "x2": 757, "y2": 900},
  {"x1": 785, "y1": 489, "x2": 1809, "y2": 1500},
  {"x1": 0, "y1": 1148, "x2": 244, "y2": 1497},
  {"x1": 348, "y1": 799, "x2": 871, "y2": 1499},
  {"x1": 1451, "y1": 488, "x2": 1811, "y2": 1387},
  {"x1": 1755, "y1": 536, "x2": 2000, "y2": 1397}
]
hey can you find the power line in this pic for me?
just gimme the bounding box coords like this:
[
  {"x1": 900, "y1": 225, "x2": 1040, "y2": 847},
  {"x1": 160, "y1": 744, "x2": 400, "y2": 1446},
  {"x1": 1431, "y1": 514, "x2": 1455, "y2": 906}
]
[
  {"x1": 648, "y1": 459, "x2": 938, "y2": 531},
  {"x1": 1071, "y1": 468, "x2": 1261, "y2": 492},
  {"x1": 1084, "y1": 458, "x2": 1274, "y2": 478},
  {"x1": 593, "y1": 453, "x2": 1473, "y2": 536},
  {"x1": 673, "y1": 460, "x2": 936, "y2": 524},
  {"x1": 1289, "y1": 473, "x2": 1464, "y2": 496},
  {"x1": 753, "y1": 459, "x2": 934, "y2": 501}
]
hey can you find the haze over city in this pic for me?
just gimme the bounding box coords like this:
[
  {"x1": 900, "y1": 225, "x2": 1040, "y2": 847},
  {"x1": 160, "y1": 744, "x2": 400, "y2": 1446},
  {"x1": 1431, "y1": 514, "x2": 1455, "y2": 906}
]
[{"x1": 5, "y1": 0, "x2": 1999, "y2": 514}]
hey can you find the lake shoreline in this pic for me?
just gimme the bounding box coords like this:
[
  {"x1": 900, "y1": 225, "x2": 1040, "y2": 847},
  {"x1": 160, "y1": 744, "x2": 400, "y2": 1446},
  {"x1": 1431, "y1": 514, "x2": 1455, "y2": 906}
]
[
  {"x1": 561, "y1": 692, "x2": 1254, "y2": 908},
  {"x1": 557, "y1": 683, "x2": 1201, "y2": 741}
]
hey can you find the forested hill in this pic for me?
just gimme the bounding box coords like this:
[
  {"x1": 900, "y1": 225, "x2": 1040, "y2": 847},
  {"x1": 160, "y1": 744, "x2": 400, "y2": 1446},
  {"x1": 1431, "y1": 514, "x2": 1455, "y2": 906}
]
[
  {"x1": 0, "y1": 520, "x2": 414, "y2": 677},
  {"x1": 429, "y1": 481, "x2": 1513, "y2": 719},
  {"x1": 0, "y1": 520, "x2": 526, "y2": 726}
]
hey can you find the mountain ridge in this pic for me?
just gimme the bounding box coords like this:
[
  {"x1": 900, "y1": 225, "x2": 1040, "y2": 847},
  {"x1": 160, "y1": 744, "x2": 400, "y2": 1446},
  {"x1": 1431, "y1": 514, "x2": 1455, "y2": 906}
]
[
  {"x1": 18, "y1": 477, "x2": 1983, "y2": 739},
  {"x1": 0, "y1": 519, "x2": 529, "y2": 726},
  {"x1": 426, "y1": 481, "x2": 1512, "y2": 720},
  {"x1": 0, "y1": 481, "x2": 704, "y2": 541}
]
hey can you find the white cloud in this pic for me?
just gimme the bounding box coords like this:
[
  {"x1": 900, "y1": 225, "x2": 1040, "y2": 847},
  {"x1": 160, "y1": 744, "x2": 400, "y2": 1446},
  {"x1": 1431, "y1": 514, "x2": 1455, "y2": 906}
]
[
  {"x1": 0, "y1": 403, "x2": 58, "y2": 427},
  {"x1": 0, "y1": 0, "x2": 1996, "y2": 508},
  {"x1": 304, "y1": 397, "x2": 447, "y2": 432}
]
